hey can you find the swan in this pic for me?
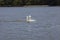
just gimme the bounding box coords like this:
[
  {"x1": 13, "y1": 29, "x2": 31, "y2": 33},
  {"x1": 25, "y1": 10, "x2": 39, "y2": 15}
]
[{"x1": 26, "y1": 15, "x2": 36, "y2": 22}]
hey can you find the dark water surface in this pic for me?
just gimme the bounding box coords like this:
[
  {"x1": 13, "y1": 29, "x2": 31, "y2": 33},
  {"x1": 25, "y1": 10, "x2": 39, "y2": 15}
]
[{"x1": 0, "y1": 7, "x2": 60, "y2": 40}]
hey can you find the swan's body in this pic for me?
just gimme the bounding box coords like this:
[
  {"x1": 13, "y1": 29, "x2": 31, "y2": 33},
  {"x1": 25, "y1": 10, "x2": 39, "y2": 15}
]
[{"x1": 26, "y1": 15, "x2": 36, "y2": 22}]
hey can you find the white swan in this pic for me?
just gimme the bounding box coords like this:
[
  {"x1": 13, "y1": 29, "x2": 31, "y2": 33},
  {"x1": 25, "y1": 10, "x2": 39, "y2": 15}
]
[{"x1": 26, "y1": 15, "x2": 36, "y2": 22}]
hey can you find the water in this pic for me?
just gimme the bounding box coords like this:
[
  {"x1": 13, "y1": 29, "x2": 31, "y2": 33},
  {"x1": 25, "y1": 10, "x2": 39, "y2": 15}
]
[{"x1": 0, "y1": 6, "x2": 60, "y2": 40}]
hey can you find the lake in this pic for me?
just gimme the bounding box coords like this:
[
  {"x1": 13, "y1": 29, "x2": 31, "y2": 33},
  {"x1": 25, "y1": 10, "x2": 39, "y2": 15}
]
[{"x1": 0, "y1": 6, "x2": 60, "y2": 40}]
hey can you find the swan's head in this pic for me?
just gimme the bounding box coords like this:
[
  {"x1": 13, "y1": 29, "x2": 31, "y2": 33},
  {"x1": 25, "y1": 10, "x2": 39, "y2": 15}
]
[{"x1": 29, "y1": 15, "x2": 31, "y2": 17}]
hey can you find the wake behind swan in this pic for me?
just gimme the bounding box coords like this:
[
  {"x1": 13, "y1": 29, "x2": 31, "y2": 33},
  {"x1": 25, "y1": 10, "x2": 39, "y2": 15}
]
[{"x1": 0, "y1": 15, "x2": 36, "y2": 22}]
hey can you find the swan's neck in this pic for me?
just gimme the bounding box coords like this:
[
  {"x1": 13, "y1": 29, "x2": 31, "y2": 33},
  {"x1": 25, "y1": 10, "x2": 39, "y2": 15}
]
[{"x1": 26, "y1": 15, "x2": 31, "y2": 21}]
